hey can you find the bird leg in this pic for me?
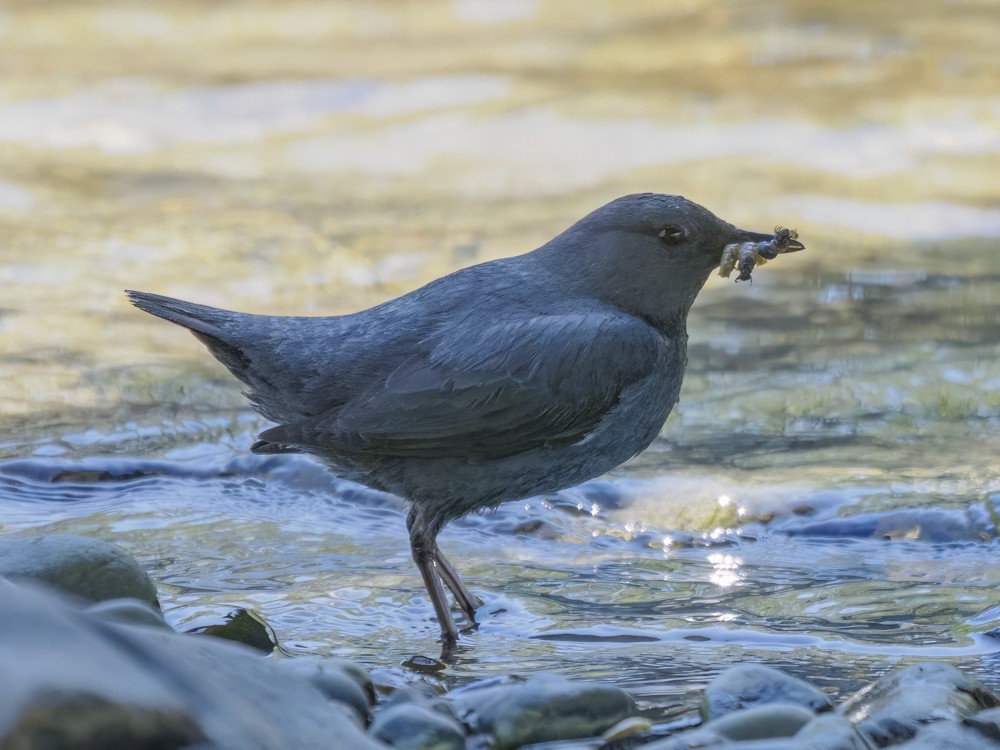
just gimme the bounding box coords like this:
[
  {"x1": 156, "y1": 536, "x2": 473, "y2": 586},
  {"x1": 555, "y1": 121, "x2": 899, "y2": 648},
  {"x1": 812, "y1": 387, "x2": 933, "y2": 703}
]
[
  {"x1": 413, "y1": 544, "x2": 459, "y2": 643},
  {"x1": 434, "y1": 546, "x2": 482, "y2": 622},
  {"x1": 407, "y1": 508, "x2": 459, "y2": 642}
]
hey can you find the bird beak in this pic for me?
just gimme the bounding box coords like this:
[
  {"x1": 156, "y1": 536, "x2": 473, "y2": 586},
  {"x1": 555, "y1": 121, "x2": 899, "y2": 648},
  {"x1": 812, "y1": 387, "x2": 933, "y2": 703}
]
[{"x1": 732, "y1": 228, "x2": 805, "y2": 253}]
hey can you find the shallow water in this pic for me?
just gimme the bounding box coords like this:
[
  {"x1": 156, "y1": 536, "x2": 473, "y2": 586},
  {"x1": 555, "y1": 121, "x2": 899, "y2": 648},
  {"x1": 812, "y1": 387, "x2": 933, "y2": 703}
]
[{"x1": 2, "y1": 0, "x2": 1000, "y2": 717}]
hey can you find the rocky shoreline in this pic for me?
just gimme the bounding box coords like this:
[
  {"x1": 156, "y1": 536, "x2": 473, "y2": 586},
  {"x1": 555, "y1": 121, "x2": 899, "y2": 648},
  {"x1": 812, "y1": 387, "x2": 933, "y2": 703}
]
[{"x1": 2, "y1": 534, "x2": 998, "y2": 749}]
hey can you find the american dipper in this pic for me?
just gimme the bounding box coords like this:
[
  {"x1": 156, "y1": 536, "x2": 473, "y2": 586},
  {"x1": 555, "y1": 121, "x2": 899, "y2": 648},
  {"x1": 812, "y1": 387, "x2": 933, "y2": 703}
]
[{"x1": 127, "y1": 193, "x2": 803, "y2": 643}]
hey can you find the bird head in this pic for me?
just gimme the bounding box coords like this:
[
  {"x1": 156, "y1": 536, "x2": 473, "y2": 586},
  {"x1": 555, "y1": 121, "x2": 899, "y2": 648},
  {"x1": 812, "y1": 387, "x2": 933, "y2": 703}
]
[{"x1": 536, "y1": 193, "x2": 804, "y2": 328}]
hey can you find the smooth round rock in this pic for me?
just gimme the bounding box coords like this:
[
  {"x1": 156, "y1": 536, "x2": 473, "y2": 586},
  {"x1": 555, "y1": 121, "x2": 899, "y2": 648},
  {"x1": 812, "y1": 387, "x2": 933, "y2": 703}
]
[
  {"x1": 966, "y1": 706, "x2": 1000, "y2": 741},
  {"x1": 9, "y1": 693, "x2": 207, "y2": 749},
  {"x1": 706, "y1": 702, "x2": 816, "y2": 740},
  {"x1": 516, "y1": 738, "x2": 604, "y2": 749},
  {"x1": 448, "y1": 672, "x2": 634, "y2": 750},
  {"x1": 369, "y1": 702, "x2": 465, "y2": 750},
  {"x1": 85, "y1": 598, "x2": 172, "y2": 631},
  {"x1": 324, "y1": 658, "x2": 377, "y2": 705},
  {"x1": 0, "y1": 534, "x2": 159, "y2": 606},
  {"x1": 839, "y1": 663, "x2": 1000, "y2": 747},
  {"x1": 702, "y1": 664, "x2": 832, "y2": 720},
  {"x1": 895, "y1": 719, "x2": 1000, "y2": 749},
  {"x1": 641, "y1": 727, "x2": 727, "y2": 750},
  {"x1": 277, "y1": 656, "x2": 373, "y2": 723},
  {"x1": 794, "y1": 714, "x2": 876, "y2": 749}
]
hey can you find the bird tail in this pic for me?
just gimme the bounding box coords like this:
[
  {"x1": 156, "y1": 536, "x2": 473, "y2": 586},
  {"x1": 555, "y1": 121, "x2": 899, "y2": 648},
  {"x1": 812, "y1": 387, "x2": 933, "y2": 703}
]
[
  {"x1": 126, "y1": 289, "x2": 345, "y2": 431},
  {"x1": 125, "y1": 290, "x2": 254, "y2": 385}
]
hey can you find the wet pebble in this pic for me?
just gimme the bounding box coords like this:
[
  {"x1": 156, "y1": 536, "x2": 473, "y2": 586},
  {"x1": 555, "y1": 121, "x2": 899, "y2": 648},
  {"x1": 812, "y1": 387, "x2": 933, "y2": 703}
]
[
  {"x1": 448, "y1": 672, "x2": 635, "y2": 750},
  {"x1": 518, "y1": 739, "x2": 606, "y2": 750},
  {"x1": 895, "y1": 719, "x2": 1000, "y2": 748},
  {"x1": 369, "y1": 702, "x2": 466, "y2": 750},
  {"x1": 642, "y1": 704, "x2": 818, "y2": 749},
  {"x1": 966, "y1": 707, "x2": 1000, "y2": 741},
  {"x1": 705, "y1": 702, "x2": 816, "y2": 740},
  {"x1": 641, "y1": 727, "x2": 725, "y2": 749},
  {"x1": 839, "y1": 663, "x2": 1000, "y2": 746},
  {"x1": 701, "y1": 663, "x2": 833, "y2": 720},
  {"x1": 642, "y1": 664, "x2": 1000, "y2": 750},
  {"x1": 793, "y1": 713, "x2": 875, "y2": 749},
  {"x1": 276, "y1": 655, "x2": 375, "y2": 723}
]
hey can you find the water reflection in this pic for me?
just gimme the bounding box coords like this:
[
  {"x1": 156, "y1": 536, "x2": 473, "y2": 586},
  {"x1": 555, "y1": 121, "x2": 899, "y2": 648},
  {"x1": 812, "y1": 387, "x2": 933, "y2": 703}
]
[{"x1": 706, "y1": 553, "x2": 744, "y2": 589}]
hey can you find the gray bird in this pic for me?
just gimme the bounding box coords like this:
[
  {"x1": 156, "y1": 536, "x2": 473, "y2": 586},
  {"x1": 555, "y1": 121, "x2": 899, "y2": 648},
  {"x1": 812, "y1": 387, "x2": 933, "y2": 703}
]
[{"x1": 127, "y1": 193, "x2": 803, "y2": 643}]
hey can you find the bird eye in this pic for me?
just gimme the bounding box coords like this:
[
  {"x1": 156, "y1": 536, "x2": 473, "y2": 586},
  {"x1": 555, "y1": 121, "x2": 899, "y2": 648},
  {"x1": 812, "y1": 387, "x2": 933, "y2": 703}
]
[{"x1": 658, "y1": 225, "x2": 686, "y2": 245}]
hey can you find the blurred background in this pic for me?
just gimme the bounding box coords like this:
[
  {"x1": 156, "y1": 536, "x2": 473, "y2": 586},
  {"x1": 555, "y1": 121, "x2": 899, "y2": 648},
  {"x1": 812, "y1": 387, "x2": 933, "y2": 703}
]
[{"x1": 1, "y1": 0, "x2": 999, "y2": 714}]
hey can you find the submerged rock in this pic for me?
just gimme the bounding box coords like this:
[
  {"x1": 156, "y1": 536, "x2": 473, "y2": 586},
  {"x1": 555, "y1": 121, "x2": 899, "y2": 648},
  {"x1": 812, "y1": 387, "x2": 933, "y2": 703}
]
[
  {"x1": 187, "y1": 607, "x2": 279, "y2": 653},
  {"x1": 701, "y1": 664, "x2": 832, "y2": 720},
  {"x1": 839, "y1": 663, "x2": 1000, "y2": 747},
  {"x1": 0, "y1": 534, "x2": 158, "y2": 606},
  {"x1": 448, "y1": 672, "x2": 634, "y2": 750},
  {"x1": 0, "y1": 580, "x2": 386, "y2": 749}
]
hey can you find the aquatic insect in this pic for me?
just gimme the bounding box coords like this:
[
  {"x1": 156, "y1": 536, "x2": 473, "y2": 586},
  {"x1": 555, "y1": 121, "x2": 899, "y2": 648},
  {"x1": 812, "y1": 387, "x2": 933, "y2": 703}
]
[{"x1": 718, "y1": 226, "x2": 801, "y2": 283}]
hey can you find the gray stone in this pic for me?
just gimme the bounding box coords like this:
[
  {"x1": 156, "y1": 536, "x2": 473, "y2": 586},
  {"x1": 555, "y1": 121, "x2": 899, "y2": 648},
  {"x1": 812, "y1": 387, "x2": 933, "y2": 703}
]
[
  {"x1": 448, "y1": 672, "x2": 634, "y2": 750},
  {"x1": 325, "y1": 657, "x2": 378, "y2": 705},
  {"x1": 706, "y1": 702, "x2": 816, "y2": 740},
  {"x1": 0, "y1": 534, "x2": 159, "y2": 606},
  {"x1": 381, "y1": 684, "x2": 443, "y2": 708},
  {"x1": 518, "y1": 739, "x2": 604, "y2": 749},
  {"x1": 967, "y1": 707, "x2": 1000, "y2": 741},
  {"x1": 0, "y1": 580, "x2": 386, "y2": 749},
  {"x1": 708, "y1": 742, "x2": 804, "y2": 750},
  {"x1": 641, "y1": 727, "x2": 727, "y2": 749},
  {"x1": 702, "y1": 664, "x2": 832, "y2": 720},
  {"x1": 794, "y1": 714, "x2": 876, "y2": 749},
  {"x1": 370, "y1": 702, "x2": 466, "y2": 750},
  {"x1": 84, "y1": 597, "x2": 172, "y2": 630},
  {"x1": 839, "y1": 663, "x2": 1000, "y2": 747},
  {"x1": 7, "y1": 693, "x2": 206, "y2": 750},
  {"x1": 897, "y1": 719, "x2": 1000, "y2": 749},
  {"x1": 277, "y1": 656, "x2": 374, "y2": 723}
]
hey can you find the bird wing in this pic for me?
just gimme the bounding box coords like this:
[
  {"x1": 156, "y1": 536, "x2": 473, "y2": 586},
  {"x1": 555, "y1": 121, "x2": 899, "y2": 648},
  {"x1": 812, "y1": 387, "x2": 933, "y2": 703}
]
[{"x1": 260, "y1": 311, "x2": 663, "y2": 459}]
